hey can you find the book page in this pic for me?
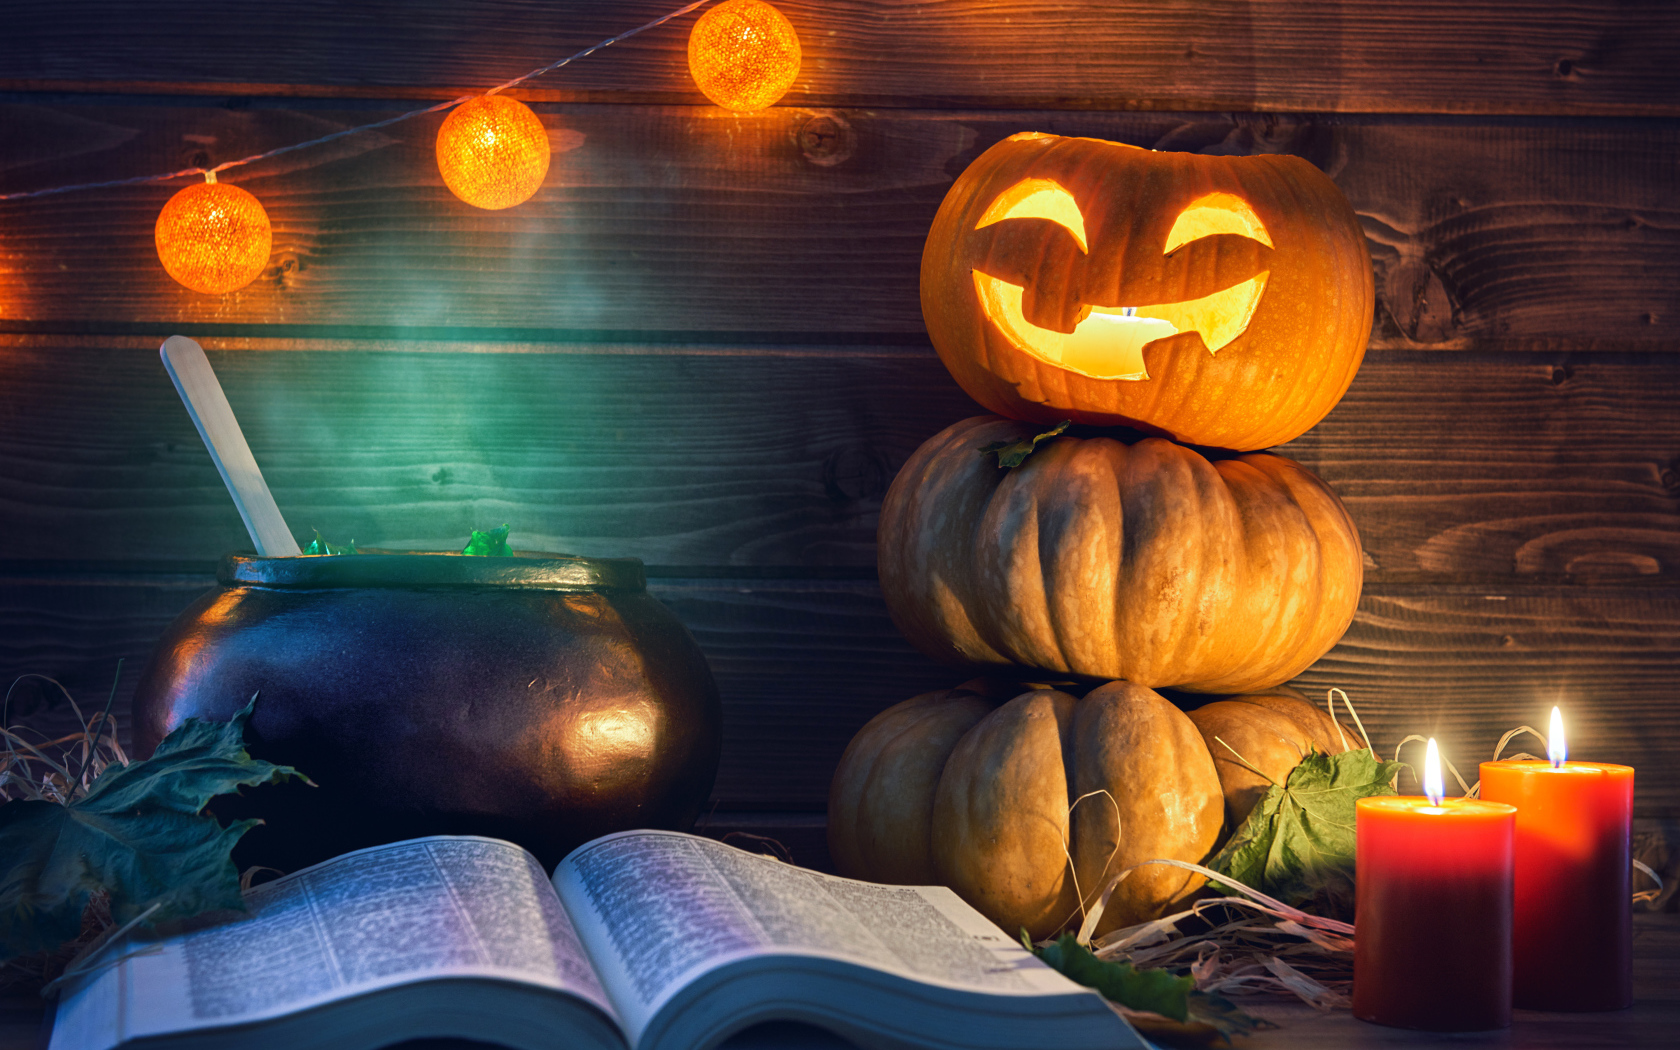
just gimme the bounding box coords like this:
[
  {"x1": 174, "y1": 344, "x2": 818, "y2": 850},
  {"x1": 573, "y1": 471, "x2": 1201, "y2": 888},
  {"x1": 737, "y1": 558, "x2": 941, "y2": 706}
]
[
  {"x1": 554, "y1": 831, "x2": 1074, "y2": 1043},
  {"x1": 51, "y1": 836, "x2": 614, "y2": 1049}
]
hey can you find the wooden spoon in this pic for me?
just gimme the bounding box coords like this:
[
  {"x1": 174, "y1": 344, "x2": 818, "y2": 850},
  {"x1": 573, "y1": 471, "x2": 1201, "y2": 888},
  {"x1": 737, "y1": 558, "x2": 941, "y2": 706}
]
[{"x1": 160, "y1": 335, "x2": 302, "y2": 557}]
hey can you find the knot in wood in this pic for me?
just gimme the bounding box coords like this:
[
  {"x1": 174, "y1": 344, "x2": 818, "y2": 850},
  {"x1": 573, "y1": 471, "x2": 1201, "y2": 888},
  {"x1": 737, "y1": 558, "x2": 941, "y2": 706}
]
[
  {"x1": 799, "y1": 114, "x2": 855, "y2": 167},
  {"x1": 1660, "y1": 460, "x2": 1680, "y2": 495},
  {"x1": 823, "y1": 444, "x2": 887, "y2": 502}
]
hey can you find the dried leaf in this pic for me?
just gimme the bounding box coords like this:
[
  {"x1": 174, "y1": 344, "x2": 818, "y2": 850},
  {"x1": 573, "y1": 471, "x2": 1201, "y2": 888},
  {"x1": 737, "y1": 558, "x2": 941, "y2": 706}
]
[
  {"x1": 0, "y1": 699, "x2": 303, "y2": 962},
  {"x1": 978, "y1": 421, "x2": 1071, "y2": 468}
]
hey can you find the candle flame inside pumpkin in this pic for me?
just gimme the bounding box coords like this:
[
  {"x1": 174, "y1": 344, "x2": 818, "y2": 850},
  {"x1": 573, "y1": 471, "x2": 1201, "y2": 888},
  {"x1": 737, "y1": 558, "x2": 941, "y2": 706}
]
[
  {"x1": 1423, "y1": 737, "x2": 1445, "y2": 807},
  {"x1": 1549, "y1": 705, "x2": 1567, "y2": 768},
  {"x1": 971, "y1": 184, "x2": 1273, "y2": 381}
]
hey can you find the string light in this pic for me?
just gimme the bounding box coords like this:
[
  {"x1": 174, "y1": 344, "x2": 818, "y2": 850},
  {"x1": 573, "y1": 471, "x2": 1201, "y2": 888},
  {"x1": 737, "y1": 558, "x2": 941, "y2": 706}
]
[
  {"x1": 688, "y1": 0, "x2": 801, "y2": 112},
  {"x1": 436, "y1": 94, "x2": 551, "y2": 210},
  {"x1": 0, "y1": 2, "x2": 716, "y2": 288},
  {"x1": 154, "y1": 173, "x2": 272, "y2": 295}
]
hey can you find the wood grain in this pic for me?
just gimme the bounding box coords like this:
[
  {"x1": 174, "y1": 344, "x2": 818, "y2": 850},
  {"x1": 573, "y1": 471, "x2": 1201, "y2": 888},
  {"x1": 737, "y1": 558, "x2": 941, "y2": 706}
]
[
  {"x1": 5, "y1": 574, "x2": 1680, "y2": 816},
  {"x1": 0, "y1": 105, "x2": 1676, "y2": 345},
  {"x1": 3, "y1": 340, "x2": 1677, "y2": 582},
  {"x1": 1287, "y1": 354, "x2": 1680, "y2": 583},
  {"x1": 3, "y1": 2, "x2": 1678, "y2": 116}
]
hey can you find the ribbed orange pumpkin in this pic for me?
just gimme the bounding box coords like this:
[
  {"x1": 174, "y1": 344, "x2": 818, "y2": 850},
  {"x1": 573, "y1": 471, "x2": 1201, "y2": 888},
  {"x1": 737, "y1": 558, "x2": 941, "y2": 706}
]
[
  {"x1": 829, "y1": 679, "x2": 1223, "y2": 939},
  {"x1": 829, "y1": 681, "x2": 1353, "y2": 939},
  {"x1": 878, "y1": 416, "x2": 1362, "y2": 693},
  {"x1": 921, "y1": 132, "x2": 1373, "y2": 451}
]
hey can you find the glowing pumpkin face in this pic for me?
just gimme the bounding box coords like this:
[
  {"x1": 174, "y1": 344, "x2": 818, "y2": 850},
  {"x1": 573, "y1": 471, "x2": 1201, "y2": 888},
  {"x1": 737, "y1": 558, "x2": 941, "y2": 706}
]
[{"x1": 922, "y1": 133, "x2": 1374, "y2": 451}]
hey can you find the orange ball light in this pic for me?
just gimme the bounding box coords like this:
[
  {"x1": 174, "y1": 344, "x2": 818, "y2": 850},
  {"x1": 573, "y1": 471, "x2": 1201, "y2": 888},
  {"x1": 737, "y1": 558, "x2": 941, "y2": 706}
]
[
  {"x1": 436, "y1": 94, "x2": 551, "y2": 210},
  {"x1": 687, "y1": 0, "x2": 801, "y2": 112},
  {"x1": 154, "y1": 175, "x2": 272, "y2": 295}
]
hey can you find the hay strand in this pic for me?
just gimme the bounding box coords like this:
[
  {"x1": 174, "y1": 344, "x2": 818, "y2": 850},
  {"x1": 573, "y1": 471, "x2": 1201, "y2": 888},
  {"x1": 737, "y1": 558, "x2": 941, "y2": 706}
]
[
  {"x1": 1633, "y1": 859, "x2": 1664, "y2": 905},
  {"x1": 1060, "y1": 788, "x2": 1124, "y2": 942},
  {"x1": 1212, "y1": 736, "x2": 1278, "y2": 785},
  {"x1": 1325, "y1": 688, "x2": 1372, "y2": 753},
  {"x1": 1391, "y1": 734, "x2": 1472, "y2": 797}
]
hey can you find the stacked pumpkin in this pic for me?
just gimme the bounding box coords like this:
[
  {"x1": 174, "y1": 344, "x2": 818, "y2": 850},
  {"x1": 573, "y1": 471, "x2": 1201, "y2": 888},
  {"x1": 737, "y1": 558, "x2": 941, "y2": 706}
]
[{"x1": 830, "y1": 132, "x2": 1374, "y2": 939}]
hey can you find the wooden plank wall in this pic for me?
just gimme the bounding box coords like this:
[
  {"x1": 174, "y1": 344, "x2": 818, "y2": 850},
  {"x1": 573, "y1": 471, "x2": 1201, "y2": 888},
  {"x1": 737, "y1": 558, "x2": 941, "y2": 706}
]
[{"x1": 2, "y1": 1, "x2": 1677, "y2": 897}]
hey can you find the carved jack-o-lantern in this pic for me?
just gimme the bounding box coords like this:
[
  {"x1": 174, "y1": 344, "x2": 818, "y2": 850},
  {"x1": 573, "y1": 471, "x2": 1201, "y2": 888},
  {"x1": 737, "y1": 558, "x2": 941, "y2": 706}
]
[{"x1": 922, "y1": 133, "x2": 1374, "y2": 451}]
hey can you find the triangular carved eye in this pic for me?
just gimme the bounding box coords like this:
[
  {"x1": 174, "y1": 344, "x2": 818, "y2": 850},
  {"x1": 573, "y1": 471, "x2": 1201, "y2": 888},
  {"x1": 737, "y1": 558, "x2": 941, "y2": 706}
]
[
  {"x1": 1164, "y1": 192, "x2": 1272, "y2": 253},
  {"x1": 974, "y1": 178, "x2": 1088, "y2": 254}
]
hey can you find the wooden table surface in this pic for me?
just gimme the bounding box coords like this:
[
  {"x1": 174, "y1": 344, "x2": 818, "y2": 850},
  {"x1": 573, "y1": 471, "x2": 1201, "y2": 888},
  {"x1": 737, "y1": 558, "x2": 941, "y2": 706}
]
[{"x1": 4, "y1": 914, "x2": 1675, "y2": 1049}]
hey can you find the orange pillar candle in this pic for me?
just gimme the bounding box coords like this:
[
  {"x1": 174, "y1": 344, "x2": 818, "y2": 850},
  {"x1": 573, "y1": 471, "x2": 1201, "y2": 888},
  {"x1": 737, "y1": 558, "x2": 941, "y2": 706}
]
[
  {"x1": 1479, "y1": 707, "x2": 1634, "y2": 1011},
  {"x1": 1354, "y1": 740, "x2": 1517, "y2": 1031}
]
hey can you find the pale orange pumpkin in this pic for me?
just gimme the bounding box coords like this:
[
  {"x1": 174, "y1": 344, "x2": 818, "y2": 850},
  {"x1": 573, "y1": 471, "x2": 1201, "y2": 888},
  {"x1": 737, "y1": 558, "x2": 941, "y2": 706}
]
[
  {"x1": 921, "y1": 132, "x2": 1373, "y2": 451},
  {"x1": 829, "y1": 681, "x2": 1352, "y2": 939},
  {"x1": 830, "y1": 680, "x2": 1222, "y2": 939},
  {"x1": 878, "y1": 416, "x2": 1362, "y2": 693}
]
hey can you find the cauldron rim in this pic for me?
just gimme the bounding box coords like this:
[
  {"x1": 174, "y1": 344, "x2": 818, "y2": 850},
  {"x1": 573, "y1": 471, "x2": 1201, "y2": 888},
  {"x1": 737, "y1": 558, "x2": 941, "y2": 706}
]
[{"x1": 218, "y1": 550, "x2": 646, "y2": 591}]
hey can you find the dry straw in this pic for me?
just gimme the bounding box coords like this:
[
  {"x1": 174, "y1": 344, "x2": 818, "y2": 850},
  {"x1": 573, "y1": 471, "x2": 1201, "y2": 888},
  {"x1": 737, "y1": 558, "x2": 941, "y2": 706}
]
[
  {"x1": 2, "y1": 667, "x2": 129, "y2": 806},
  {"x1": 1, "y1": 669, "x2": 131, "y2": 990}
]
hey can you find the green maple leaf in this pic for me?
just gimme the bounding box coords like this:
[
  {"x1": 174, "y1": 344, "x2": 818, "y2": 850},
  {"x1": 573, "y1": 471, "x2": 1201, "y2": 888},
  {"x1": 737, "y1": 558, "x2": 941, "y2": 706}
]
[
  {"x1": 461, "y1": 523, "x2": 512, "y2": 557},
  {"x1": 978, "y1": 421, "x2": 1071, "y2": 468},
  {"x1": 0, "y1": 700, "x2": 303, "y2": 962},
  {"x1": 1206, "y1": 748, "x2": 1404, "y2": 921}
]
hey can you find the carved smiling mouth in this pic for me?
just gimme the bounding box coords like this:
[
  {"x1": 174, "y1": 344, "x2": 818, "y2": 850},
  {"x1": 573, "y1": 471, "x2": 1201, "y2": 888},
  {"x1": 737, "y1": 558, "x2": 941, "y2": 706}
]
[{"x1": 973, "y1": 269, "x2": 1270, "y2": 381}]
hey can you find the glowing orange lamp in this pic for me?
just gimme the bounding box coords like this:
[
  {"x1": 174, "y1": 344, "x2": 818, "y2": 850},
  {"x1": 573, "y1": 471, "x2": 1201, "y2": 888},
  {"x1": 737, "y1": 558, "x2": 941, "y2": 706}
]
[
  {"x1": 687, "y1": 0, "x2": 801, "y2": 112},
  {"x1": 154, "y1": 173, "x2": 272, "y2": 295},
  {"x1": 436, "y1": 93, "x2": 551, "y2": 210}
]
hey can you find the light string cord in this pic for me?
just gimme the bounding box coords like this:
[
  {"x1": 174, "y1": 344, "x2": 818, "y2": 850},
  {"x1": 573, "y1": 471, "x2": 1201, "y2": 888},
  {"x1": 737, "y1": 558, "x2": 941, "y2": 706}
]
[{"x1": 0, "y1": 0, "x2": 710, "y2": 202}]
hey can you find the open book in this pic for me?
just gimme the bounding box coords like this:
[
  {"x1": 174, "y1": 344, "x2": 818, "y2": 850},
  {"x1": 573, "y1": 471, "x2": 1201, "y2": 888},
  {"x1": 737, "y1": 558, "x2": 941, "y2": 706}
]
[{"x1": 50, "y1": 831, "x2": 1145, "y2": 1050}]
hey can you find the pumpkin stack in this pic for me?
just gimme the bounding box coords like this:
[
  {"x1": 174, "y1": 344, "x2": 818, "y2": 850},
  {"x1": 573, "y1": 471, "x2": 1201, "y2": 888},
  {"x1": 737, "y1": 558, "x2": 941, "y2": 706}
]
[{"x1": 830, "y1": 132, "x2": 1374, "y2": 940}]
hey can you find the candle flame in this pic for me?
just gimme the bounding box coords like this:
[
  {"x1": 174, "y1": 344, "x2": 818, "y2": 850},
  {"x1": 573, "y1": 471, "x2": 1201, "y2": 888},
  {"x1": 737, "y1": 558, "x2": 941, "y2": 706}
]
[
  {"x1": 1423, "y1": 738, "x2": 1445, "y2": 806},
  {"x1": 1548, "y1": 705, "x2": 1567, "y2": 768}
]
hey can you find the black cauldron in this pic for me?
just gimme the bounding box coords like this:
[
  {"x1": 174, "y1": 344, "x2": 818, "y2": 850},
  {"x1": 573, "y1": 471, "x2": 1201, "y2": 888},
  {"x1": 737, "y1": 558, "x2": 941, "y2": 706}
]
[{"x1": 132, "y1": 551, "x2": 721, "y2": 872}]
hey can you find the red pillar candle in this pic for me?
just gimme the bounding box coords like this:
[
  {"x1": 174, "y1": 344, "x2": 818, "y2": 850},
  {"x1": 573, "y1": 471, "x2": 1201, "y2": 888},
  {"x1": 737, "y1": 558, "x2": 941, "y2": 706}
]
[
  {"x1": 1479, "y1": 707, "x2": 1634, "y2": 1011},
  {"x1": 1354, "y1": 740, "x2": 1516, "y2": 1032}
]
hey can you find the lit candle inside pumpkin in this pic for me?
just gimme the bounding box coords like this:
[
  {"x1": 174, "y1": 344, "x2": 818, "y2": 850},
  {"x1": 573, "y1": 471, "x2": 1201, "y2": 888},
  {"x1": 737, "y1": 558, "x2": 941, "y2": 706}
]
[
  {"x1": 1479, "y1": 707, "x2": 1634, "y2": 1011},
  {"x1": 1353, "y1": 739, "x2": 1516, "y2": 1031}
]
